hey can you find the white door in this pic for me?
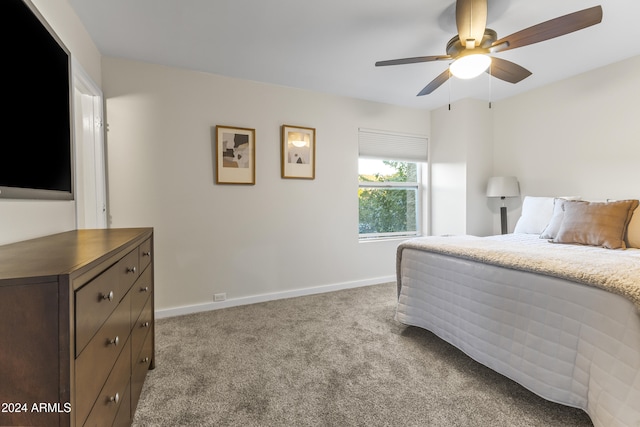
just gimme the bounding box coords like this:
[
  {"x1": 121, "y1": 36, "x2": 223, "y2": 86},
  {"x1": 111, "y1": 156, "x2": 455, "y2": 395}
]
[{"x1": 73, "y1": 61, "x2": 107, "y2": 229}]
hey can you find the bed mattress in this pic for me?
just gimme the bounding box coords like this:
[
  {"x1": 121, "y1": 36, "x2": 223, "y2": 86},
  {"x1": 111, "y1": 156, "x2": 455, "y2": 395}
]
[{"x1": 396, "y1": 238, "x2": 640, "y2": 427}]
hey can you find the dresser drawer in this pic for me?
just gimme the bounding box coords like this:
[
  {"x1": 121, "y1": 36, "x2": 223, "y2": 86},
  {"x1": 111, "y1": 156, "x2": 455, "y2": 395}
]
[
  {"x1": 112, "y1": 380, "x2": 132, "y2": 427},
  {"x1": 139, "y1": 238, "x2": 152, "y2": 273},
  {"x1": 131, "y1": 296, "x2": 153, "y2": 361},
  {"x1": 117, "y1": 248, "x2": 140, "y2": 295},
  {"x1": 82, "y1": 338, "x2": 131, "y2": 427},
  {"x1": 130, "y1": 266, "x2": 152, "y2": 330},
  {"x1": 131, "y1": 328, "x2": 153, "y2": 414},
  {"x1": 75, "y1": 292, "x2": 131, "y2": 427},
  {"x1": 75, "y1": 265, "x2": 120, "y2": 357}
]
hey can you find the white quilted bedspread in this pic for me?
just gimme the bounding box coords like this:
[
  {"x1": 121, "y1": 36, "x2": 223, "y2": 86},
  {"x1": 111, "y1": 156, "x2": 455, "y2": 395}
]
[
  {"x1": 396, "y1": 234, "x2": 640, "y2": 427},
  {"x1": 397, "y1": 233, "x2": 640, "y2": 309}
]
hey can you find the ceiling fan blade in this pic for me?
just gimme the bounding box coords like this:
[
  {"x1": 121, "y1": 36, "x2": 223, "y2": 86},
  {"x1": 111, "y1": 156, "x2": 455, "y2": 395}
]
[
  {"x1": 375, "y1": 55, "x2": 451, "y2": 67},
  {"x1": 417, "y1": 69, "x2": 451, "y2": 96},
  {"x1": 492, "y1": 5, "x2": 602, "y2": 53},
  {"x1": 488, "y1": 57, "x2": 532, "y2": 84},
  {"x1": 456, "y1": 0, "x2": 488, "y2": 47}
]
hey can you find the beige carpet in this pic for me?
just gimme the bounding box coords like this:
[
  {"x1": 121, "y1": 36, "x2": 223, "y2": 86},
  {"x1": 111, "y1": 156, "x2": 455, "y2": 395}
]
[{"x1": 132, "y1": 283, "x2": 592, "y2": 426}]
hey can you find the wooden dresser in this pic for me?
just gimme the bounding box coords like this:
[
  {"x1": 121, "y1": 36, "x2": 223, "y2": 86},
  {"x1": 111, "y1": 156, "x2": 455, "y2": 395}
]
[{"x1": 0, "y1": 228, "x2": 154, "y2": 427}]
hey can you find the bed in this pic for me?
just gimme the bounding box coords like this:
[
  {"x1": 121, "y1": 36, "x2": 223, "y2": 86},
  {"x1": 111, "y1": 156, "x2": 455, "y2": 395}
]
[{"x1": 395, "y1": 197, "x2": 640, "y2": 427}]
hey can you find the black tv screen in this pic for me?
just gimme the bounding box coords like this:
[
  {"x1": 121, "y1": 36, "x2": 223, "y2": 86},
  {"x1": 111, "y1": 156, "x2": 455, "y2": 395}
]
[{"x1": 0, "y1": 0, "x2": 73, "y2": 200}]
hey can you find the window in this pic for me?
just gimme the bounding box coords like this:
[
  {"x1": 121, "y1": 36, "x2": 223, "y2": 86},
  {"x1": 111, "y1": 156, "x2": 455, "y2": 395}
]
[
  {"x1": 358, "y1": 159, "x2": 420, "y2": 238},
  {"x1": 358, "y1": 129, "x2": 428, "y2": 240}
]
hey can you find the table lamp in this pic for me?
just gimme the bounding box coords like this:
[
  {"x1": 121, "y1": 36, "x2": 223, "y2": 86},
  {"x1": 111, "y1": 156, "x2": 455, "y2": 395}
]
[{"x1": 487, "y1": 176, "x2": 520, "y2": 234}]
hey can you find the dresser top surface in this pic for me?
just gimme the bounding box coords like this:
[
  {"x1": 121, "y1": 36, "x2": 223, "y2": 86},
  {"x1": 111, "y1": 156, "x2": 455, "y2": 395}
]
[{"x1": 0, "y1": 228, "x2": 153, "y2": 283}]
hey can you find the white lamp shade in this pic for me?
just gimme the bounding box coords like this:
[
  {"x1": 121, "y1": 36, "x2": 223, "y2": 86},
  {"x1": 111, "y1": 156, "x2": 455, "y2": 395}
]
[{"x1": 486, "y1": 176, "x2": 520, "y2": 198}]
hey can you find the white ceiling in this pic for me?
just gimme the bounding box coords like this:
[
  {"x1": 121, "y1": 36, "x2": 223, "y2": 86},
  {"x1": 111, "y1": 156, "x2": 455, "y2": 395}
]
[{"x1": 68, "y1": 0, "x2": 640, "y2": 110}]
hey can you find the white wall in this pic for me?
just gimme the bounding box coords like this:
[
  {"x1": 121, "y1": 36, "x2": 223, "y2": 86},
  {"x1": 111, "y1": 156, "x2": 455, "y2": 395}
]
[
  {"x1": 493, "y1": 55, "x2": 640, "y2": 226},
  {"x1": 0, "y1": 0, "x2": 102, "y2": 245},
  {"x1": 430, "y1": 98, "x2": 494, "y2": 236},
  {"x1": 101, "y1": 57, "x2": 430, "y2": 312}
]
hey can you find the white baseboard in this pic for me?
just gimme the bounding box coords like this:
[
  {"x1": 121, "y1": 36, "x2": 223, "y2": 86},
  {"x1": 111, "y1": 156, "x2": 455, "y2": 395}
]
[{"x1": 155, "y1": 276, "x2": 395, "y2": 319}]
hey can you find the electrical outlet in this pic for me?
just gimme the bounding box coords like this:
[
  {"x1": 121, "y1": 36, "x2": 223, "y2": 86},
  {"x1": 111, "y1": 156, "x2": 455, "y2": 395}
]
[{"x1": 214, "y1": 293, "x2": 226, "y2": 302}]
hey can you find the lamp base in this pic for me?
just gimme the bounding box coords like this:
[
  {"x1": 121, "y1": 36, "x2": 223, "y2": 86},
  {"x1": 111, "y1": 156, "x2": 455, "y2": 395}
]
[{"x1": 500, "y1": 206, "x2": 508, "y2": 235}]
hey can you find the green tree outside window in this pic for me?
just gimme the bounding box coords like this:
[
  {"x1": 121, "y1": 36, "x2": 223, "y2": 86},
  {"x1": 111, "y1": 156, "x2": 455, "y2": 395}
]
[{"x1": 358, "y1": 161, "x2": 418, "y2": 236}]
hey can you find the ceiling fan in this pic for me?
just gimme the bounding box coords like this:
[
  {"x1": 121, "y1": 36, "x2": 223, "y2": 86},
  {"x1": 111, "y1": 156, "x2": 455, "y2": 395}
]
[{"x1": 375, "y1": 0, "x2": 603, "y2": 96}]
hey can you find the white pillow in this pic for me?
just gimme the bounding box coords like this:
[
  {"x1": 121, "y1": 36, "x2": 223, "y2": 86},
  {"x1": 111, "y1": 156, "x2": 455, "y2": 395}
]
[
  {"x1": 539, "y1": 198, "x2": 565, "y2": 239},
  {"x1": 513, "y1": 196, "x2": 555, "y2": 234},
  {"x1": 539, "y1": 198, "x2": 582, "y2": 239}
]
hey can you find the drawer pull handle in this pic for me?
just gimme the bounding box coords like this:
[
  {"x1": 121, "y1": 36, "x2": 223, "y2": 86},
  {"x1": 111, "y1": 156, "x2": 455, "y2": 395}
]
[
  {"x1": 141, "y1": 321, "x2": 150, "y2": 328},
  {"x1": 109, "y1": 393, "x2": 120, "y2": 404},
  {"x1": 127, "y1": 266, "x2": 137, "y2": 274},
  {"x1": 143, "y1": 251, "x2": 151, "y2": 257},
  {"x1": 140, "y1": 286, "x2": 149, "y2": 292},
  {"x1": 108, "y1": 336, "x2": 119, "y2": 346},
  {"x1": 141, "y1": 357, "x2": 150, "y2": 364},
  {"x1": 101, "y1": 291, "x2": 114, "y2": 301}
]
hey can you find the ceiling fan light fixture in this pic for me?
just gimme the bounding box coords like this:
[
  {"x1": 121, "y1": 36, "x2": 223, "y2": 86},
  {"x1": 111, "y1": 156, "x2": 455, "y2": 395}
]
[{"x1": 449, "y1": 54, "x2": 492, "y2": 79}]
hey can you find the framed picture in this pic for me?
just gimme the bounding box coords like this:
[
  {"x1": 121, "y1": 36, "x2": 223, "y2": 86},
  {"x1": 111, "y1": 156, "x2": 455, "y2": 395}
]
[
  {"x1": 281, "y1": 125, "x2": 316, "y2": 179},
  {"x1": 215, "y1": 125, "x2": 256, "y2": 185}
]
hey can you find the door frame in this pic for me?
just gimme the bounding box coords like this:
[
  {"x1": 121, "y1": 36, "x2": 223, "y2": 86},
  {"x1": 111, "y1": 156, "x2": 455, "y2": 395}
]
[{"x1": 72, "y1": 59, "x2": 107, "y2": 229}]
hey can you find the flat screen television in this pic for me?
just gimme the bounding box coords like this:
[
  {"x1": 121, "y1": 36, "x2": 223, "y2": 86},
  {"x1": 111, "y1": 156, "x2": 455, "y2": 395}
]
[{"x1": 0, "y1": 0, "x2": 74, "y2": 200}]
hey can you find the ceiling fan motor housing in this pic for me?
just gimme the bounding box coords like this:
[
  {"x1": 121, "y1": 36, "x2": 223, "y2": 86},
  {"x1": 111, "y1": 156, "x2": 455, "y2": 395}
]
[{"x1": 446, "y1": 28, "x2": 497, "y2": 57}]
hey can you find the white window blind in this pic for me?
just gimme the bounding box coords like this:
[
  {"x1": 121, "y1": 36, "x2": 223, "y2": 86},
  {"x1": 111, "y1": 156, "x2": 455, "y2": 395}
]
[{"x1": 358, "y1": 128, "x2": 428, "y2": 162}]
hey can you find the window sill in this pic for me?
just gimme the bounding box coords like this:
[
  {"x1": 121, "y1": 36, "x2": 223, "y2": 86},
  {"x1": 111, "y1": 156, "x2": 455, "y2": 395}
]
[{"x1": 358, "y1": 234, "x2": 421, "y2": 243}]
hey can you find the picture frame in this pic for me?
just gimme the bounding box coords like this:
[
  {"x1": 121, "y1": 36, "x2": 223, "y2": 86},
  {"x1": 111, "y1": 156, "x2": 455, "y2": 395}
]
[
  {"x1": 215, "y1": 125, "x2": 256, "y2": 185},
  {"x1": 281, "y1": 125, "x2": 316, "y2": 179}
]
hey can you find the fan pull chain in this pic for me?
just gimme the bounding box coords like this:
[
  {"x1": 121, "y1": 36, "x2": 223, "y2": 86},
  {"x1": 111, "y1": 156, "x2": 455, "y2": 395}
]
[
  {"x1": 448, "y1": 69, "x2": 451, "y2": 110},
  {"x1": 489, "y1": 63, "x2": 492, "y2": 109}
]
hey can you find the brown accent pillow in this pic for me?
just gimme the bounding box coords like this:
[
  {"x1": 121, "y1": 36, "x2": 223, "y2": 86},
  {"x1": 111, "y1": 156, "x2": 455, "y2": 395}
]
[
  {"x1": 626, "y1": 206, "x2": 640, "y2": 248},
  {"x1": 552, "y1": 199, "x2": 640, "y2": 249}
]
